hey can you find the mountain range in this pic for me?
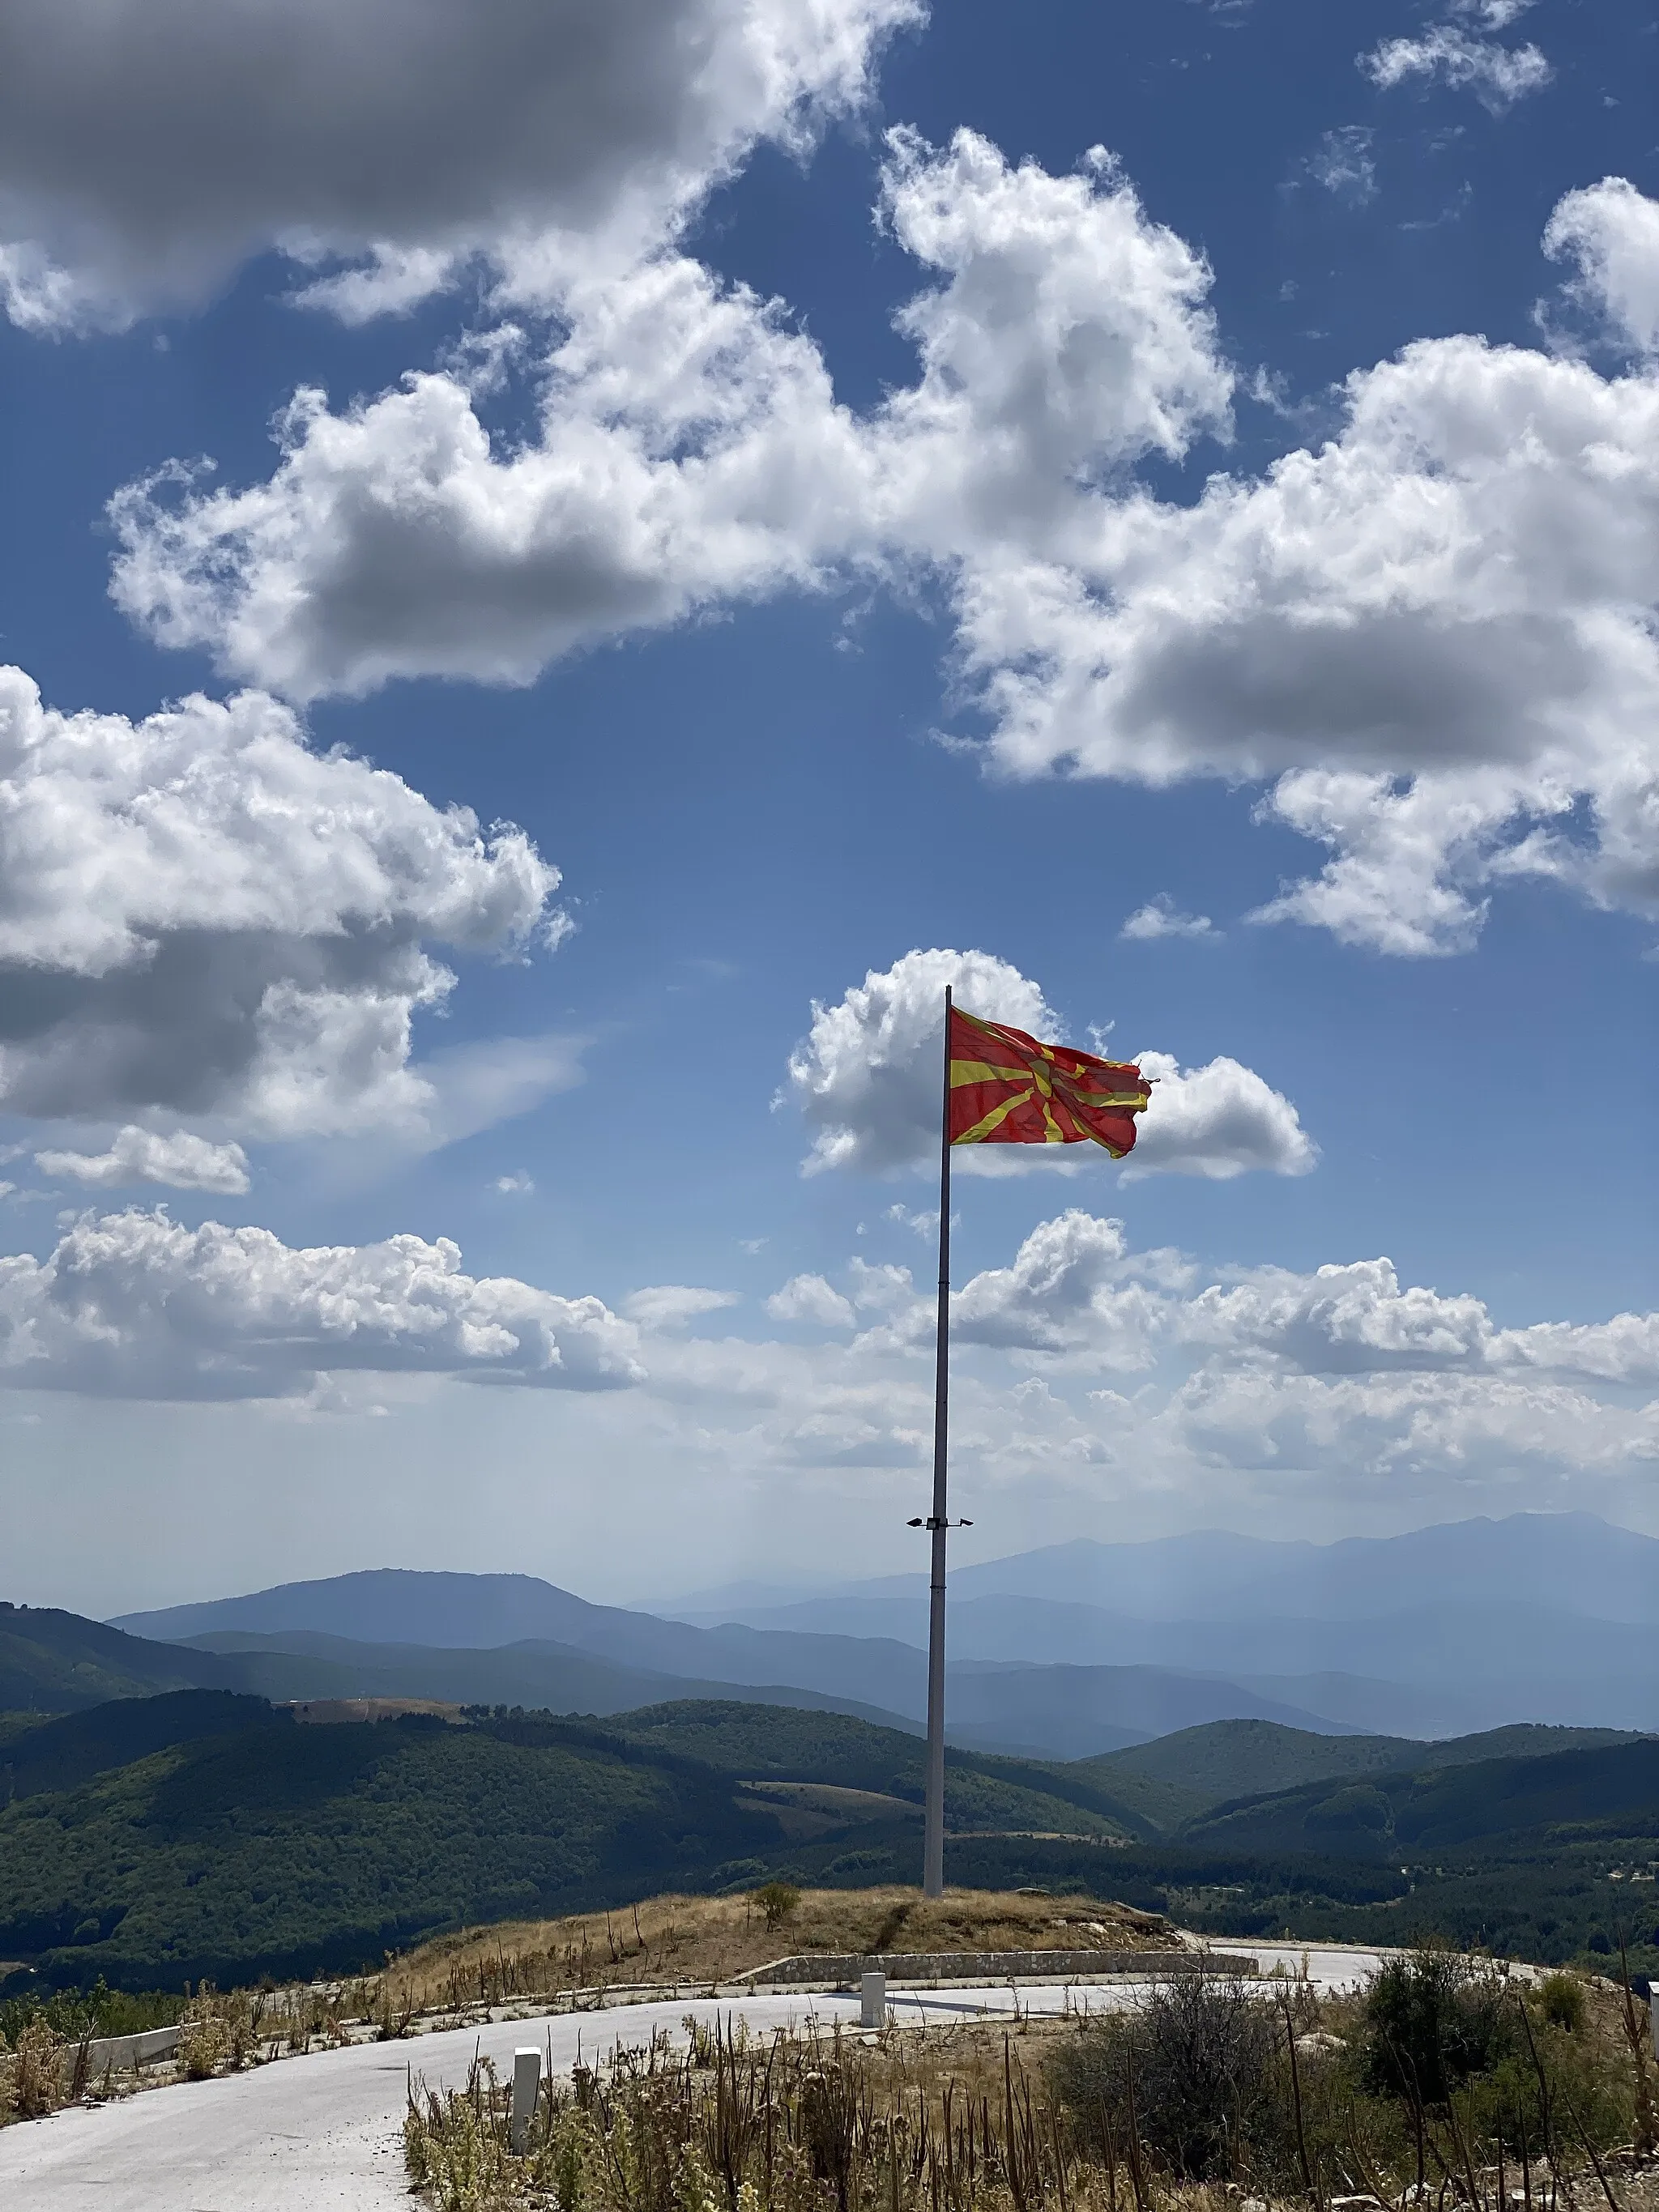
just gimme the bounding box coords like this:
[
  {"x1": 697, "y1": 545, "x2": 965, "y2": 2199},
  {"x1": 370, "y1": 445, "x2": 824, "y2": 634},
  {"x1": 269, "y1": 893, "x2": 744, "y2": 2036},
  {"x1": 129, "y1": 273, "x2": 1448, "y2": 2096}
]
[
  {"x1": 105, "y1": 1512, "x2": 1659, "y2": 1751},
  {"x1": 649, "y1": 1512, "x2": 1659, "y2": 1626},
  {"x1": 96, "y1": 1596, "x2": 1355, "y2": 1761}
]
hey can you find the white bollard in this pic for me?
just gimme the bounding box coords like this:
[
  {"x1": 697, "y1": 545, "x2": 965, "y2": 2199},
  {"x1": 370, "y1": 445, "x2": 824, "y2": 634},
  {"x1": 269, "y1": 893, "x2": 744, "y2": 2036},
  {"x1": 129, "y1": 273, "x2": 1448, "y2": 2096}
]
[
  {"x1": 511, "y1": 2047, "x2": 542, "y2": 2154},
  {"x1": 860, "y1": 1971, "x2": 888, "y2": 2029}
]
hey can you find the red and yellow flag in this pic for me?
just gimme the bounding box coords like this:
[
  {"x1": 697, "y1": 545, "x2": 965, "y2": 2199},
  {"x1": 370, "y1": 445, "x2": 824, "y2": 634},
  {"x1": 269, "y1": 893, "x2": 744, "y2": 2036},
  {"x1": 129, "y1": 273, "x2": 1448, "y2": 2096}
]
[{"x1": 948, "y1": 1005, "x2": 1151, "y2": 1157}]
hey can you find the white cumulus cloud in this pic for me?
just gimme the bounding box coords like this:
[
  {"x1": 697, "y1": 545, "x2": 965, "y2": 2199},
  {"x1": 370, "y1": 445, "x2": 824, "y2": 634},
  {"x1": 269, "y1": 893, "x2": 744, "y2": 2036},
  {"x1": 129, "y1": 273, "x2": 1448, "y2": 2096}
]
[
  {"x1": 0, "y1": 1209, "x2": 642, "y2": 1399},
  {"x1": 949, "y1": 1210, "x2": 1171, "y2": 1361},
  {"x1": 872, "y1": 127, "x2": 1233, "y2": 550},
  {"x1": 109, "y1": 257, "x2": 868, "y2": 698},
  {"x1": 109, "y1": 127, "x2": 1230, "y2": 701},
  {"x1": 0, "y1": 667, "x2": 565, "y2": 1138},
  {"x1": 36, "y1": 1127, "x2": 251, "y2": 1196},
  {"x1": 1545, "y1": 177, "x2": 1659, "y2": 360},
  {"x1": 961, "y1": 305, "x2": 1659, "y2": 953},
  {"x1": 785, "y1": 947, "x2": 1312, "y2": 1182},
  {"x1": 99, "y1": 120, "x2": 1659, "y2": 964},
  {"x1": 939, "y1": 1217, "x2": 1659, "y2": 1388},
  {"x1": 1127, "y1": 1051, "x2": 1316, "y2": 1181},
  {"x1": 785, "y1": 948, "x2": 1056, "y2": 1175}
]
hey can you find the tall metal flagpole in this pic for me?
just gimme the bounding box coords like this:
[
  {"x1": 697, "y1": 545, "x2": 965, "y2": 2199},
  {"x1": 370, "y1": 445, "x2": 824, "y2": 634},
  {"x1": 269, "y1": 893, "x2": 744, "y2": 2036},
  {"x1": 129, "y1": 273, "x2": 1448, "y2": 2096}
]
[{"x1": 922, "y1": 985, "x2": 953, "y2": 1899}]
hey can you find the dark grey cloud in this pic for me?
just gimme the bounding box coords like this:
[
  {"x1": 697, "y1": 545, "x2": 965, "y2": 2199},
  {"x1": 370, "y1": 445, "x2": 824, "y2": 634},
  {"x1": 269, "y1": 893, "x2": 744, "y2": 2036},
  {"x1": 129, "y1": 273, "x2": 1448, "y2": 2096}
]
[{"x1": 0, "y1": 0, "x2": 919, "y2": 326}]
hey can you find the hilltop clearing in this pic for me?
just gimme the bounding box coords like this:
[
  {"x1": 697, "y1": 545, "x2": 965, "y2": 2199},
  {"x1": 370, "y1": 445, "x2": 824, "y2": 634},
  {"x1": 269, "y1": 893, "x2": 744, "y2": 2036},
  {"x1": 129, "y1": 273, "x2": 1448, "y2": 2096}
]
[{"x1": 389, "y1": 1882, "x2": 1171, "y2": 2012}]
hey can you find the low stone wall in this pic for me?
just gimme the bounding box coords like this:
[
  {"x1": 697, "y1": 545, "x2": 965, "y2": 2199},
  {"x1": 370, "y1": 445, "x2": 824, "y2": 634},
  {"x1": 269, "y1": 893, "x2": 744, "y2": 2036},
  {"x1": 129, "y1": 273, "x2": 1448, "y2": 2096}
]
[
  {"x1": 740, "y1": 1949, "x2": 1254, "y2": 1988},
  {"x1": 68, "y1": 2025, "x2": 180, "y2": 2075}
]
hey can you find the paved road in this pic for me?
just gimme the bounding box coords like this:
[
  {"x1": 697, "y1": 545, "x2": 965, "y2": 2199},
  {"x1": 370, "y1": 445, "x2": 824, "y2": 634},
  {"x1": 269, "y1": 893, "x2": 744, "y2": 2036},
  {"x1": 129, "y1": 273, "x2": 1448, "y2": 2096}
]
[
  {"x1": 1211, "y1": 1939, "x2": 1392, "y2": 1989},
  {"x1": 0, "y1": 1950, "x2": 1393, "y2": 2210}
]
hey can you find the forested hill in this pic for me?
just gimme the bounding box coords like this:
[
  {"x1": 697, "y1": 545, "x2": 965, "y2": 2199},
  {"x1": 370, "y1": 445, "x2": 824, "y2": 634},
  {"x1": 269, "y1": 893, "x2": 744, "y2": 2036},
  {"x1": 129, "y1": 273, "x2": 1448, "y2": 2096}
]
[
  {"x1": 0, "y1": 1602, "x2": 246, "y2": 1711},
  {"x1": 2, "y1": 1690, "x2": 1656, "y2": 1996},
  {"x1": 0, "y1": 1699, "x2": 1149, "y2": 1991},
  {"x1": 0, "y1": 1599, "x2": 922, "y2": 1732},
  {"x1": 0, "y1": 1689, "x2": 279, "y2": 1805},
  {"x1": 1077, "y1": 1717, "x2": 1640, "y2": 1832},
  {"x1": 1183, "y1": 1736, "x2": 1659, "y2": 1857}
]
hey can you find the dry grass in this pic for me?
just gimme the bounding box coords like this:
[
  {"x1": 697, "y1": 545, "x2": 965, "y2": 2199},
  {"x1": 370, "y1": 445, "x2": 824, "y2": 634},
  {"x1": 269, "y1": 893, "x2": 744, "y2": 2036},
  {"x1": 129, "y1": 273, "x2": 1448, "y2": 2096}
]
[
  {"x1": 404, "y1": 1960, "x2": 1659, "y2": 2212},
  {"x1": 176, "y1": 1987, "x2": 271, "y2": 2078},
  {"x1": 406, "y1": 2010, "x2": 1145, "y2": 2212},
  {"x1": 386, "y1": 1888, "x2": 1174, "y2": 2020},
  {"x1": 0, "y1": 2018, "x2": 63, "y2": 2121}
]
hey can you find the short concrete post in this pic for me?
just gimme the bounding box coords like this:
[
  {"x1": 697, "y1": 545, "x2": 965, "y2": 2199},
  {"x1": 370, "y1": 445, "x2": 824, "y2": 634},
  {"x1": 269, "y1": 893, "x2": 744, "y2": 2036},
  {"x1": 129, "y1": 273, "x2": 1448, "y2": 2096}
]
[
  {"x1": 860, "y1": 1971, "x2": 887, "y2": 2029},
  {"x1": 1649, "y1": 1988, "x2": 1658, "y2": 2061},
  {"x1": 511, "y1": 2047, "x2": 542, "y2": 2154}
]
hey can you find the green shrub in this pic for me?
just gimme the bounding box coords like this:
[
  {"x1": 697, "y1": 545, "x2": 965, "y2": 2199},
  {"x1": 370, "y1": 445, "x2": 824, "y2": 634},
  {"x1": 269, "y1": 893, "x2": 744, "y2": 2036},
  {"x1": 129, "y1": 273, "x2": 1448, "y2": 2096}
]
[
  {"x1": 1361, "y1": 1948, "x2": 1513, "y2": 2106},
  {"x1": 1537, "y1": 1971, "x2": 1586, "y2": 2033},
  {"x1": 1047, "y1": 1971, "x2": 1279, "y2": 2180},
  {"x1": 753, "y1": 1883, "x2": 800, "y2": 1933}
]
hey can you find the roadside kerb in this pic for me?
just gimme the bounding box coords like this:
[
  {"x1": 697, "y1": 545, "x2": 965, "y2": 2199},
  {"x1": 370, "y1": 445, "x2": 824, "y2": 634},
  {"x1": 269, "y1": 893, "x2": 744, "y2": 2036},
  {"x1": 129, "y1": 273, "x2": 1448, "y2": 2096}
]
[
  {"x1": 736, "y1": 1949, "x2": 1256, "y2": 1990},
  {"x1": 45, "y1": 1952, "x2": 1256, "y2": 2082},
  {"x1": 62, "y1": 2026, "x2": 181, "y2": 2078}
]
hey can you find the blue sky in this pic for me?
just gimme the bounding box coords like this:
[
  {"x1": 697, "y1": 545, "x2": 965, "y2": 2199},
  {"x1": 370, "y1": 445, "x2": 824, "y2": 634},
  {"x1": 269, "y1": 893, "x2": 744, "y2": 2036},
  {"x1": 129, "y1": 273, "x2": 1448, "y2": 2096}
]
[{"x1": 0, "y1": 0, "x2": 1655, "y2": 1614}]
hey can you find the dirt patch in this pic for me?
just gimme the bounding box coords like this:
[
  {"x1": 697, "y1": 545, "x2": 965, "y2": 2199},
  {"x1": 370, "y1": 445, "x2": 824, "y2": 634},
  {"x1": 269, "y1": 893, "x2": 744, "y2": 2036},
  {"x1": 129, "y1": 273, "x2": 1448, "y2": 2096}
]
[{"x1": 284, "y1": 1698, "x2": 464, "y2": 1725}]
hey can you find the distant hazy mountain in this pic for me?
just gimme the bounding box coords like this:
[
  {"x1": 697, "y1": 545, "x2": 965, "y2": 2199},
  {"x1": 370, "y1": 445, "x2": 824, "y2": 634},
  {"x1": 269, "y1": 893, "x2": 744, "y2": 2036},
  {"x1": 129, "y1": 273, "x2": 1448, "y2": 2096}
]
[
  {"x1": 656, "y1": 1514, "x2": 1659, "y2": 1735},
  {"x1": 105, "y1": 1513, "x2": 1659, "y2": 1755},
  {"x1": 667, "y1": 1588, "x2": 1659, "y2": 1686},
  {"x1": 669, "y1": 1513, "x2": 1659, "y2": 1632},
  {"x1": 118, "y1": 1571, "x2": 936, "y2": 1714},
  {"x1": 178, "y1": 1626, "x2": 923, "y2": 1733},
  {"x1": 121, "y1": 1570, "x2": 723, "y2": 1652},
  {"x1": 940, "y1": 1664, "x2": 1359, "y2": 1760},
  {"x1": 113, "y1": 1569, "x2": 1386, "y2": 1755},
  {"x1": 946, "y1": 1512, "x2": 1659, "y2": 1623}
]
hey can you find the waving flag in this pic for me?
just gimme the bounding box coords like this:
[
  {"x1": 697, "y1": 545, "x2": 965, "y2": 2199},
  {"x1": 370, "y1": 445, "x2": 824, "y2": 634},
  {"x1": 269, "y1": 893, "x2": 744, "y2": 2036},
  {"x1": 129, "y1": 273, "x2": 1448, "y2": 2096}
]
[{"x1": 947, "y1": 1004, "x2": 1151, "y2": 1156}]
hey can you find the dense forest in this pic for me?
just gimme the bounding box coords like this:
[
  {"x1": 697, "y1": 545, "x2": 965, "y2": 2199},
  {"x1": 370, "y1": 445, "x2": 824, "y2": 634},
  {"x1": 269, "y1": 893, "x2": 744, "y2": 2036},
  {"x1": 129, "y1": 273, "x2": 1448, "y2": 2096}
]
[{"x1": 1, "y1": 1690, "x2": 1654, "y2": 1994}]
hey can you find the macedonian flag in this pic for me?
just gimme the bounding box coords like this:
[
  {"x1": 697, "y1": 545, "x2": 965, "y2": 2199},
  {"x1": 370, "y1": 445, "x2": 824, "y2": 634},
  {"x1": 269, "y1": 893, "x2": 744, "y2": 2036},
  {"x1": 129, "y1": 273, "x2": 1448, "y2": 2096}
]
[{"x1": 948, "y1": 1005, "x2": 1151, "y2": 1156}]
